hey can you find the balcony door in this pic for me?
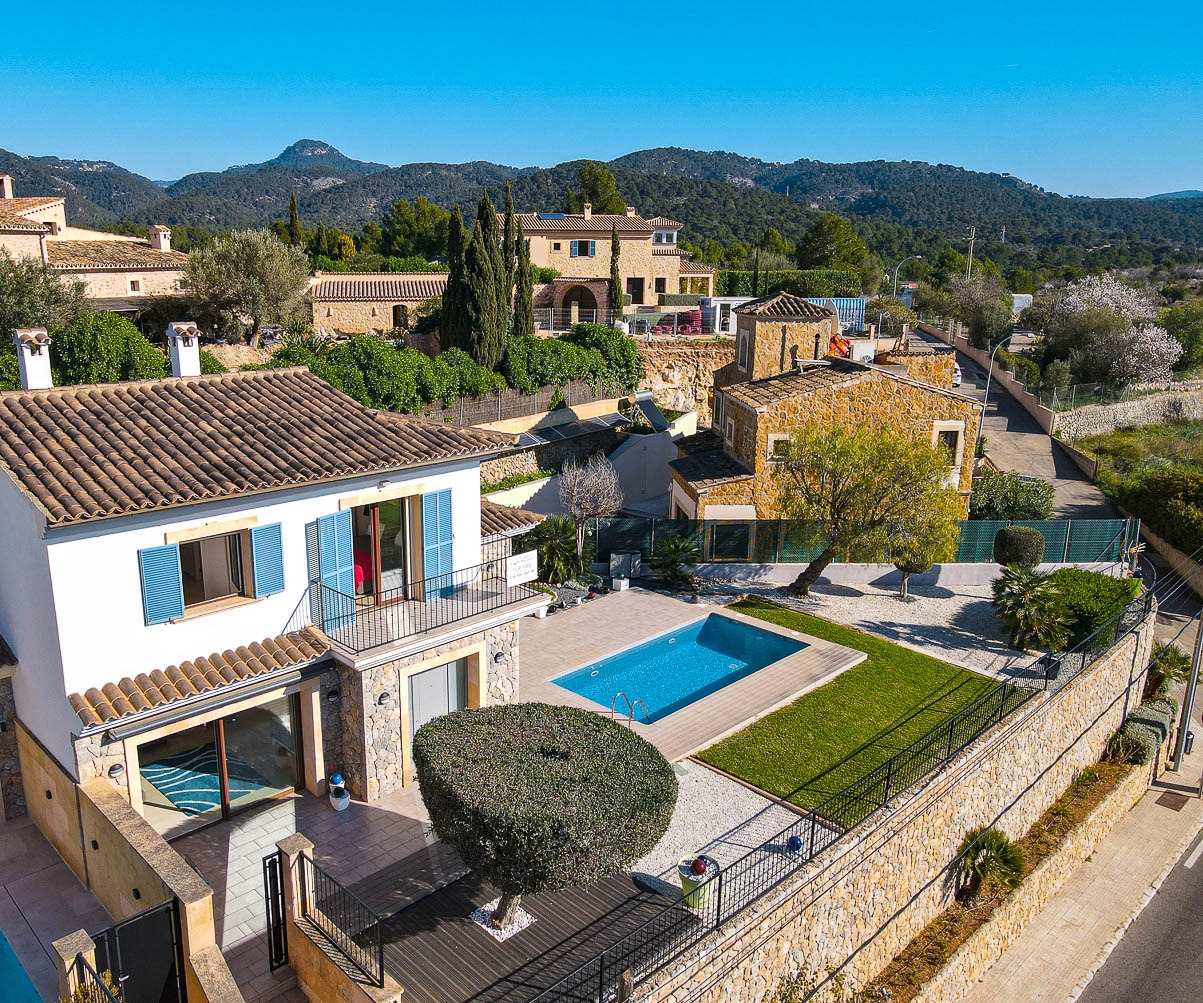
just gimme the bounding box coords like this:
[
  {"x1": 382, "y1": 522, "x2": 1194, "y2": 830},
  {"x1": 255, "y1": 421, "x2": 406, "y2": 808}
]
[{"x1": 352, "y1": 499, "x2": 411, "y2": 604}]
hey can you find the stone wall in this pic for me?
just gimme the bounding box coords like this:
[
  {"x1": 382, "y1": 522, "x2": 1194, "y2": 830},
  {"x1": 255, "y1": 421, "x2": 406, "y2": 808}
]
[
  {"x1": 637, "y1": 607, "x2": 1155, "y2": 1003},
  {"x1": 875, "y1": 350, "x2": 955, "y2": 390},
  {"x1": 0, "y1": 676, "x2": 23, "y2": 819},
  {"x1": 742, "y1": 313, "x2": 840, "y2": 382},
  {"x1": 637, "y1": 341, "x2": 733, "y2": 426},
  {"x1": 1057, "y1": 388, "x2": 1203, "y2": 441},
  {"x1": 479, "y1": 429, "x2": 622, "y2": 488}
]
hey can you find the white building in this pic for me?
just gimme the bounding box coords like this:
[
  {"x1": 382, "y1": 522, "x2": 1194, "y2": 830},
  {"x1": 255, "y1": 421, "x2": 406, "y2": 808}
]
[{"x1": 0, "y1": 327, "x2": 545, "y2": 839}]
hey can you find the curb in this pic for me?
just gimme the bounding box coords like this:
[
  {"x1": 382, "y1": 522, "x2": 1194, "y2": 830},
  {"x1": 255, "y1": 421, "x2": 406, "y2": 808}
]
[{"x1": 1063, "y1": 792, "x2": 1203, "y2": 1002}]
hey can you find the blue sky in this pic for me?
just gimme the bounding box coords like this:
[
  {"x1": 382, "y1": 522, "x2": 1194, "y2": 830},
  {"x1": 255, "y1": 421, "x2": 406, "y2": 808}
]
[{"x1": 6, "y1": 1, "x2": 1200, "y2": 197}]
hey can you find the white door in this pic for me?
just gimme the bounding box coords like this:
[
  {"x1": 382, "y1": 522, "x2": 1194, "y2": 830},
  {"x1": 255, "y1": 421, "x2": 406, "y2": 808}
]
[{"x1": 409, "y1": 658, "x2": 468, "y2": 740}]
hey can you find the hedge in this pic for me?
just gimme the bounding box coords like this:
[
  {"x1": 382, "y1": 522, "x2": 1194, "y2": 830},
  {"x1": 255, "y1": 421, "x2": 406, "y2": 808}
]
[
  {"x1": 969, "y1": 470, "x2": 1055, "y2": 521},
  {"x1": 993, "y1": 526, "x2": 1045, "y2": 567},
  {"x1": 1048, "y1": 568, "x2": 1140, "y2": 649},
  {"x1": 1115, "y1": 466, "x2": 1203, "y2": 555},
  {"x1": 715, "y1": 269, "x2": 861, "y2": 298},
  {"x1": 1110, "y1": 698, "x2": 1177, "y2": 765}
]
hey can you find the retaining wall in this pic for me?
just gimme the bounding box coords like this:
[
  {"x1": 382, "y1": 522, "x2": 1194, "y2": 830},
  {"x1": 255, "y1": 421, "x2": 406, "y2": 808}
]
[
  {"x1": 1055, "y1": 389, "x2": 1203, "y2": 441},
  {"x1": 637, "y1": 605, "x2": 1155, "y2": 1002}
]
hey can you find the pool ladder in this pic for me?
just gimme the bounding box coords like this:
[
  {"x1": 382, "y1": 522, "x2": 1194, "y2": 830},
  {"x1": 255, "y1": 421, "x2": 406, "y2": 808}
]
[{"x1": 611, "y1": 691, "x2": 652, "y2": 727}]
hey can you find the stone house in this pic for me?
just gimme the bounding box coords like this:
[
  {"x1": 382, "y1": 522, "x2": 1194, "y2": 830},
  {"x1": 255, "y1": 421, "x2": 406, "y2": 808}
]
[
  {"x1": 0, "y1": 176, "x2": 186, "y2": 311},
  {"x1": 308, "y1": 271, "x2": 448, "y2": 335},
  {"x1": 0, "y1": 327, "x2": 546, "y2": 839},
  {"x1": 669, "y1": 292, "x2": 982, "y2": 520}
]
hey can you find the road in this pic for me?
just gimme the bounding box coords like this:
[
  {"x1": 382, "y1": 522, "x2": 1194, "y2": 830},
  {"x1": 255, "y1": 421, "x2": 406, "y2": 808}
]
[{"x1": 1077, "y1": 820, "x2": 1203, "y2": 1002}]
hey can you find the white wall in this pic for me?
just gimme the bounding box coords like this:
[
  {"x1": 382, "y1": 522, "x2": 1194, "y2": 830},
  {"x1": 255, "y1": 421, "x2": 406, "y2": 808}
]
[
  {"x1": 7, "y1": 458, "x2": 482, "y2": 747},
  {"x1": 608, "y1": 431, "x2": 677, "y2": 508}
]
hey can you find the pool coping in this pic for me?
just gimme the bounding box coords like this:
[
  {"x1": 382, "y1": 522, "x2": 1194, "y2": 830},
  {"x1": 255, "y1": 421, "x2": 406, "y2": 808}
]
[{"x1": 520, "y1": 594, "x2": 868, "y2": 763}]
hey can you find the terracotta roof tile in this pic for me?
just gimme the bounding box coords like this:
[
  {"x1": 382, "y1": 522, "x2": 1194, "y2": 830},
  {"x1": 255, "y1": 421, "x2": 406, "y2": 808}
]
[
  {"x1": 68, "y1": 627, "x2": 332, "y2": 727},
  {"x1": 647, "y1": 216, "x2": 684, "y2": 229},
  {"x1": 734, "y1": 291, "x2": 839, "y2": 320},
  {"x1": 723, "y1": 360, "x2": 872, "y2": 409},
  {"x1": 46, "y1": 240, "x2": 188, "y2": 270},
  {"x1": 679, "y1": 260, "x2": 715, "y2": 275},
  {"x1": 310, "y1": 272, "x2": 448, "y2": 301},
  {"x1": 674, "y1": 428, "x2": 724, "y2": 456},
  {"x1": 0, "y1": 209, "x2": 48, "y2": 232},
  {"x1": 508, "y1": 213, "x2": 655, "y2": 234},
  {"x1": 0, "y1": 197, "x2": 64, "y2": 213},
  {"x1": 0, "y1": 368, "x2": 514, "y2": 526},
  {"x1": 480, "y1": 498, "x2": 544, "y2": 538},
  {"x1": 668, "y1": 449, "x2": 752, "y2": 488}
]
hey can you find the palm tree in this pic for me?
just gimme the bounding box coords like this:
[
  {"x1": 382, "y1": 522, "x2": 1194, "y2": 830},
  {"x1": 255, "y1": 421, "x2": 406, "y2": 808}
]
[
  {"x1": 530, "y1": 516, "x2": 577, "y2": 586},
  {"x1": 650, "y1": 535, "x2": 702, "y2": 589},
  {"x1": 991, "y1": 566, "x2": 1070, "y2": 651},
  {"x1": 957, "y1": 827, "x2": 1025, "y2": 900},
  {"x1": 1144, "y1": 640, "x2": 1192, "y2": 700}
]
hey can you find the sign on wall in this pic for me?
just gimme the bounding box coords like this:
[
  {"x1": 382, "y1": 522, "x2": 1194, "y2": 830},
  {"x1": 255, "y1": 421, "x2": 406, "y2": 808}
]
[{"x1": 506, "y1": 550, "x2": 538, "y2": 588}]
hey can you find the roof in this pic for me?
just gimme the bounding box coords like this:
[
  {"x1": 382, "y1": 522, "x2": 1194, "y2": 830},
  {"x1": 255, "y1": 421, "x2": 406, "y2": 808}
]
[
  {"x1": 0, "y1": 633, "x2": 14, "y2": 668},
  {"x1": 480, "y1": 499, "x2": 545, "y2": 539},
  {"x1": 674, "y1": 428, "x2": 724, "y2": 456},
  {"x1": 723, "y1": 360, "x2": 872, "y2": 409},
  {"x1": 0, "y1": 367, "x2": 514, "y2": 526},
  {"x1": 309, "y1": 272, "x2": 449, "y2": 302},
  {"x1": 68, "y1": 627, "x2": 332, "y2": 728},
  {"x1": 508, "y1": 212, "x2": 655, "y2": 235},
  {"x1": 734, "y1": 291, "x2": 839, "y2": 321},
  {"x1": 0, "y1": 209, "x2": 48, "y2": 232},
  {"x1": 0, "y1": 197, "x2": 64, "y2": 214},
  {"x1": 647, "y1": 216, "x2": 683, "y2": 229},
  {"x1": 46, "y1": 240, "x2": 188, "y2": 271},
  {"x1": 679, "y1": 260, "x2": 716, "y2": 275},
  {"x1": 668, "y1": 448, "x2": 752, "y2": 488}
]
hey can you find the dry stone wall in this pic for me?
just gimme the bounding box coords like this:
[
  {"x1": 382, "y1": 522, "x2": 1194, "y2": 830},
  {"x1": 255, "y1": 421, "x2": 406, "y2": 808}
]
[
  {"x1": 637, "y1": 608, "x2": 1155, "y2": 1003},
  {"x1": 1057, "y1": 388, "x2": 1203, "y2": 441},
  {"x1": 638, "y1": 341, "x2": 733, "y2": 426}
]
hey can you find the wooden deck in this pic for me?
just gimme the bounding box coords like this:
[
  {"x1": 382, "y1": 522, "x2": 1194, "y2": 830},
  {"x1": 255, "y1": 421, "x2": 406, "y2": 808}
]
[{"x1": 380, "y1": 872, "x2": 694, "y2": 1003}]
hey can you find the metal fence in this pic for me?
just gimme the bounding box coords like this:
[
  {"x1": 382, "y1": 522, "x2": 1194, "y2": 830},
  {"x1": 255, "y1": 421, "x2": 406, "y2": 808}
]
[
  {"x1": 300, "y1": 852, "x2": 384, "y2": 987},
  {"x1": 1035, "y1": 376, "x2": 1203, "y2": 412},
  {"x1": 592, "y1": 517, "x2": 1138, "y2": 567},
  {"x1": 527, "y1": 589, "x2": 1155, "y2": 1002},
  {"x1": 72, "y1": 954, "x2": 122, "y2": 1003},
  {"x1": 423, "y1": 378, "x2": 627, "y2": 425}
]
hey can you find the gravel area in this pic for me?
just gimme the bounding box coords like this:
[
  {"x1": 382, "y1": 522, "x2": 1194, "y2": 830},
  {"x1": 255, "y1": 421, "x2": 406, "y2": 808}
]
[{"x1": 631, "y1": 760, "x2": 799, "y2": 894}]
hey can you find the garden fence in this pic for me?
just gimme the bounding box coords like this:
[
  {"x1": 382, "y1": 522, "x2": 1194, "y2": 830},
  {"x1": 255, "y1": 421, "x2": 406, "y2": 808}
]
[
  {"x1": 422, "y1": 378, "x2": 627, "y2": 425},
  {"x1": 527, "y1": 588, "x2": 1155, "y2": 1002},
  {"x1": 591, "y1": 517, "x2": 1139, "y2": 567},
  {"x1": 299, "y1": 852, "x2": 384, "y2": 987}
]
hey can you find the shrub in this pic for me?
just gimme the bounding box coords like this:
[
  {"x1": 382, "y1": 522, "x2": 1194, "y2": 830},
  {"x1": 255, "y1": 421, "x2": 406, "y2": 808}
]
[
  {"x1": 715, "y1": 268, "x2": 861, "y2": 298},
  {"x1": 957, "y1": 827, "x2": 1025, "y2": 899},
  {"x1": 1108, "y1": 698, "x2": 1177, "y2": 764},
  {"x1": 413, "y1": 703, "x2": 677, "y2": 928},
  {"x1": 991, "y1": 566, "x2": 1070, "y2": 650},
  {"x1": 993, "y1": 526, "x2": 1046, "y2": 567},
  {"x1": 564, "y1": 322, "x2": 644, "y2": 391},
  {"x1": 1115, "y1": 466, "x2": 1203, "y2": 555},
  {"x1": 51, "y1": 311, "x2": 168, "y2": 385},
  {"x1": 1047, "y1": 568, "x2": 1139, "y2": 649},
  {"x1": 1145, "y1": 640, "x2": 1192, "y2": 700},
  {"x1": 650, "y1": 535, "x2": 701, "y2": 589},
  {"x1": 528, "y1": 514, "x2": 577, "y2": 585},
  {"x1": 198, "y1": 348, "x2": 226, "y2": 374},
  {"x1": 969, "y1": 470, "x2": 1055, "y2": 521}
]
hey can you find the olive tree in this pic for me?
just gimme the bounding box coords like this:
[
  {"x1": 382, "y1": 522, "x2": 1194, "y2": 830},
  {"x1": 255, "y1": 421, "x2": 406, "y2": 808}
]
[
  {"x1": 559, "y1": 452, "x2": 624, "y2": 575},
  {"x1": 891, "y1": 492, "x2": 962, "y2": 599},
  {"x1": 413, "y1": 703, "x2": 677, "y2": 929}
]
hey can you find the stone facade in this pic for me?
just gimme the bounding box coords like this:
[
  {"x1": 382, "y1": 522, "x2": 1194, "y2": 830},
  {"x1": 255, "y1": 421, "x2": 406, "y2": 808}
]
[
  {"x1": 312, "y1": 299, "x2": 418, "y2": 334},
  {"x1": 1057, "y1": 387, "x2": 1203, "y2": 441},
  {"x1": 737, "y1": 312, "x2": 840, "y2": 382},
  {"x1": 636, "y1": 341, "x2": 734, "y2": 426},
  {"x1": 479, "y1": 429, "x2": 621, "y2": 488},
  {"x1": 637, "y1": 608, "x2": 1155, "y2": 1003},
  {"x1": 875, "y1": 349, "x2": 956, "y2": 390},
  {"x1": 0, "y1": 676, "x2": 23, "y2": 819}
]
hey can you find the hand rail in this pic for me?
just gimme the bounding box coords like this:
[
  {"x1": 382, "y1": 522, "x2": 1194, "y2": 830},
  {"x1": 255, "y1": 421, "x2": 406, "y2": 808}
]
[{"x1": 300, "y1": 852, "x2": 384, "y2": 988}]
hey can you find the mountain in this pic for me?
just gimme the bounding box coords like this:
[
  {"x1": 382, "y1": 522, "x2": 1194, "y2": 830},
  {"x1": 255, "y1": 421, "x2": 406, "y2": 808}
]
[
  {"x1": 1147, "y1": 190, "x2": 1203, "y2": 201},
  {"x1": 0, "y1": 148, "x2": 165, "y2": 225},
  {"x1": 223, "y1": 139, "x2": 388, "y2": 176}
]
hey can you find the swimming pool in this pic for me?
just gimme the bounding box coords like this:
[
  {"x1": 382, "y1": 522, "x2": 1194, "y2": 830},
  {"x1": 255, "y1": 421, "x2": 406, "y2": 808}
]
[
  {"x1": 0, "y1": 928, "x2": 40, "y2": 1003},
  {"x1": 553, "y1": 614, "x2": 807, "y2": 721}
]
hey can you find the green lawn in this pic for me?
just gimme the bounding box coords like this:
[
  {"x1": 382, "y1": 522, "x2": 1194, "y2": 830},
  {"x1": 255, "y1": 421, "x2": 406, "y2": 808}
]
[{"x1": 697, "y1": 598, "x2": 1002, "y2": 812}]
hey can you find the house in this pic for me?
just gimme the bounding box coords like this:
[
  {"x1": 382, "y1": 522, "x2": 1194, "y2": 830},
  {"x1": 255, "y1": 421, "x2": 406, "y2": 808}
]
[
  {"x1": 308, "y1": 271, "x2": 449, "y2": 335},
  {"x1": 0, "y1": 176, "x2": 187, "y2": 311},
  {"x1": 668, "y1": 292, "x2": 982, "y2": 520},
  {"x1": 512, "y1": 204, "x2": 715, "y2": 321},
  {"x1": 0, "y1": 325, "x2": 547, "y2": 842}
]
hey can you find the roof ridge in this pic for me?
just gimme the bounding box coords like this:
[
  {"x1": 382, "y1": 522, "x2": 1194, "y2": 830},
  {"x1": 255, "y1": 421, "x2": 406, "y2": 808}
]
[{"x1": 0, "y1": 365, "x2": 313, "y2": 400}]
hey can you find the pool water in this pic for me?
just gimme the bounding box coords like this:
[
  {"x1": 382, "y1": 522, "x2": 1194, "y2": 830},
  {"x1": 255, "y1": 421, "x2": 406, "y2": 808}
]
[
  {"x1": 0, "y1": 928, "x2": 40, "y2": 1003},
  {"x1": 553, "y1": 614, "x2": 806, "y2": 721}
]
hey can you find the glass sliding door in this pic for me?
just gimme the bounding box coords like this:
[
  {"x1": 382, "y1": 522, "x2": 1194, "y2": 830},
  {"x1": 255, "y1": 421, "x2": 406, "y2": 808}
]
[
  {"x1": 138, "y1": 723, "x2": 225, "y2": 838},
  {"x1": 222, "y1": 694, "x2": 301, "y2": 814},
  {"x1": 376, "y1": 499, "x2": 408, "y2": 597}
]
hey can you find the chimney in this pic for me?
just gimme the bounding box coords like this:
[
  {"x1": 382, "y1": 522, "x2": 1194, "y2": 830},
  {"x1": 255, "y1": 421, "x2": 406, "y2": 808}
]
[
  {"x1": 625, "y1": 206, "x2": 637, "y2": 217},
  {"x1": 0, "y1": 176, "x2": 13, "y2": 199},
  {"x1": 166, "y1": 322, "x2": 201, "y2": 377},
  {"x1": 12, "y1": 329, "x2": 53, "y2": 390},
  {"x1": 148, "y1": 225, "x2": 172, "y2": 253},
  {"x1": 582, "y1": 202, "x2": 592, "y2": 220}
]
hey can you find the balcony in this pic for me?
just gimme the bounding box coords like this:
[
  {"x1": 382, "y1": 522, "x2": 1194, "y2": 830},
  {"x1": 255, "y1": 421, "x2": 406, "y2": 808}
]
[{"x1": 305, "y1": 559, "x2": 546, "y2": 659}]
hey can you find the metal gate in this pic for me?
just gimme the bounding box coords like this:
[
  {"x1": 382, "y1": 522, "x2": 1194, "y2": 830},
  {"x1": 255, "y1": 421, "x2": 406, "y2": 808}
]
[
  {"x1": 263, "y1": 850, "x2": 289, "y2": 972},
  {"x1": 92, "y1": 899, "x2": 185, "y2": 1003}
]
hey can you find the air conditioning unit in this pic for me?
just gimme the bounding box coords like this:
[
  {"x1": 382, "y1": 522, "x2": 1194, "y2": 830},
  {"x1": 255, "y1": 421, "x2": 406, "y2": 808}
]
[{"x1": 609, "y1": 552, "x2": 643, "y2": 580}]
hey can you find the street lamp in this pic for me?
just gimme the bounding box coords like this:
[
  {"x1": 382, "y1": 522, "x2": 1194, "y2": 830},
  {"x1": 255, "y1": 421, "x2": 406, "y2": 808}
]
[
  {"x1": 892, "y1": 255, "x2": 923, "y2": 299},
  {"x1": 977, "y1": 333, "x2": 1015, "y2": 452}
]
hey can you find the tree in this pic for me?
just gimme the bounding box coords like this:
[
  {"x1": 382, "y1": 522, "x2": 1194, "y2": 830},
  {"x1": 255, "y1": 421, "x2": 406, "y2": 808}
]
[
  {"x1": 759, "y1": 227, "x2": 793, "y2": 259},
  {"x1": 183, "y1": 230, "x2": 310, "y2": 347},
  {"x1": 1163, "y1": 302, "x2": 1203, "y2": 371},
  {"x1": 609, "y1": 224, "x2": 622, "y2": 320},
  {"x1": 948, "y1": 274, "x2": 1012, "y2": 349},
  {"x1": 891, "y1": 494, "x2": 962, "y2": 599},
  {"x1": 358, "y1": 221, "x2": 383, "y2": 256},
  {"x1": 1145, "y1": 640, "x2": 1192, "y2": 700},
  {"x1": 529, "y1": 515, "x2": 576, "y2": 585},
  {"x1": 650, "y1": 535, "x2": 702, "y2": 589},
  {"x1": 793, "y1": 212, "x2": 879, "y2": 292},
  {"x1": 463, "y1": 216, "x2": 503, "y2": 368},
  {"x1": 502, "y1": 183, "x2": 517, "y2": 288},
  {"x1": 559, "y1": 453, "x2": 623, "y2": 574},
  {"x1": 957, "y1": 827, "x2": 1024, "y2": 900},
  {"x1": 775, "y1": 425, "x2": 965, "y2": 597},
  {"x1": 442, "y1": 207, "x2": 469, "y2": 351},
  {"x1": 0, "y1": 249, "x2": 89, "y2": 338},
  {"x1": 991, "y1": 566, "x2": 1069, "y2": 650},
  {"x1": 511, "y1": 220, "x2": 535, "y2": 338},
  {"x1": 866, "y1": 296, "x2": 918, "y2": 337},
  {"x1": 380, "y1": 197, "x2": 451, "y2": 260},
  {"x1": 993, "y1": 526, "x2": 1045, "y2": 568},
  {"x1": 52, "y1": 312, "x2": 167, "y2": 385},
  {"x1": 564, "y1": 162, "x2": 627, "y2": 215},
  {"x1": 413, "y1": 703, "x2": 676, "y2": 929},
  {"x1": 287, "y1": 191, "x2": 304, "y2": 246}
]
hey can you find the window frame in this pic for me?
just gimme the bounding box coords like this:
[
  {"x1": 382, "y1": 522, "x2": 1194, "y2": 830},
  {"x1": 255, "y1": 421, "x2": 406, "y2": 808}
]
[
  {"x1": 178, "y1": 529, "x2": 252, "y2": 612},
  {"x1": 737, "y1": 334, "x2": 749, "y2": 371},
  {"x1": 724, "y1": 416, "x2": 736, "y2": 444},
  {"x1": 767, "y1": 433, "x2": 791, "y2": 461}
]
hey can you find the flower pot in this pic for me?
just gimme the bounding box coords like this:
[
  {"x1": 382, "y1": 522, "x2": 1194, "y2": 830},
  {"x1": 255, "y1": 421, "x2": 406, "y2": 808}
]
[
  {"x1": 329, "y1": 787, "x2": 351, "y2": 812},
  {"x1": 533, "y1": 605, "x2": 548, "y2": 619},
  {"x1": 678, "y1": 856, "x2": 718, "y2": 909}
]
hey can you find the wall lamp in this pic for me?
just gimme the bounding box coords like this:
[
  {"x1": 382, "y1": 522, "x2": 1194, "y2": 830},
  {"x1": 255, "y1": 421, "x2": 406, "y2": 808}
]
[
  {"x1": 377, "y1": 692, "x2": 392, "y2": 706},
  {"x1": 326, "y1": 688, "x2": 341, "y2": 704},
  {"x1": 493, "y1": 651, "x2": 506, "y2": 664},
  {"x1": 107, "y1": 763, "x2": 126, "y2": 779}
]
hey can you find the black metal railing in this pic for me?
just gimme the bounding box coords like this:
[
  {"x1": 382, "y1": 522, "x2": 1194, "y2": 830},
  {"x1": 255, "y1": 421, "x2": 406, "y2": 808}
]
[
  {"x1": 263, "y1": 851, "x2": 289, "y2": 972},
  {"x1": 300, "y1": 852, "x2": 384, "y2": 987},
  {"x1": 72, "y1": 954, "x2": 122, "y2": 1003},
  {"x1": 526, "y1": 590, "x2": 1155, "y2": 1002},
  {"x1": 309, "y1": 558, "x2": 542, "y2": 654}
]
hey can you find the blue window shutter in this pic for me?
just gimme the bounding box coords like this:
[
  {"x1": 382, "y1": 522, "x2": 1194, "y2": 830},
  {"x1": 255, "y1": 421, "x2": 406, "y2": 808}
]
[
  {"x1": 250, "y1": 523, "x2": 285, "y2": 597},
  {"x1": 570, "y1": 240, "x2": 578, "y2": 257},
  {"x1": 315, "y1": 511, "x2": 356, "y2": 629},
  {"x1": 422, "y1": 490, "x2": 454, "y2": 598},
  {"x1": 138, "y1": 544, "x2": 184, "y2": 625},
  {"x1": 589, "y1": 240, "x2": 596, "y2": 257}
]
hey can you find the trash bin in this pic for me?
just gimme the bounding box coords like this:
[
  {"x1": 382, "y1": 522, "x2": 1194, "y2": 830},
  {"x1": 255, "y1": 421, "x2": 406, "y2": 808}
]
[
  {"x1": 678, "y1": 856, "x2": 719, "y2": 909},
  {"x1": 1186, "y1": 731, "x2": 1196, "y2": 756}
]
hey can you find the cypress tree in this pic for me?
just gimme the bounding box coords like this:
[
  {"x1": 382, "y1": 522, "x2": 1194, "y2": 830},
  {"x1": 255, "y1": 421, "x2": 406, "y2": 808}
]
[
  {"x1": 751, "y1": 249, "x2": 761, "y2": 298},
  {"x1": 442, "y1": 207, "x2": 469, "y2": 352},
  {"x1": 502, "y1": 184, "x2": 517, "y2": 286},
  {"x1": 512, "y1": 220, "x2": 535, "y2": 339},
  {"x1": 464, "y1": 216, "x2": 503, "y2": 368},
  {"x1": 476, "y1": 191, "x2": 508, "y2": 332},
  {"x1": 288, "y1": 191, "x2": 304, "y2": 246},
  {"x1": 608, "y1": 224, "x2": 623, "y2": 322}
]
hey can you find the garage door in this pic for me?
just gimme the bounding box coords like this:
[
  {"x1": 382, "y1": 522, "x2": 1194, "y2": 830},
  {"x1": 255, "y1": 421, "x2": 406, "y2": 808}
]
[{"x1": 409, "y1": 658, "x2": 468, "y2": 740}]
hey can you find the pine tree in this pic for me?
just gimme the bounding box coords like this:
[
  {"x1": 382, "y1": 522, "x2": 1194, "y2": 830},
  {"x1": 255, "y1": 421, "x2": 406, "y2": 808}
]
[
  {"x1": 442, "y1": 207, "x2": 469, "y2": 352},
  {"x1": 608, "y1": 224, "x2": 623, "y2": 323},
  {"x1": 288, "y1": 191, "x2": 304, "y2": 246},
  {"x1": 464, "y1": 216, "x2": 502, "y2": 368},
  {"x1": 512, "y1": 220, "x2": 535, "y2": 338}
]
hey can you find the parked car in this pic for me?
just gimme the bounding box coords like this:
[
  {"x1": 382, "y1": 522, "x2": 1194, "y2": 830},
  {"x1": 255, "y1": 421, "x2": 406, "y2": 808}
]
[{"x1": 952, "y1": 363, "x2": 963, "y2": 387}]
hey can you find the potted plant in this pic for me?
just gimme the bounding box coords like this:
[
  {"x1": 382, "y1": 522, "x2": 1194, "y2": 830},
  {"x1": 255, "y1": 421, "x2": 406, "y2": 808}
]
[{"x1": 328, "y1": 772, "x2": 351, "y2": 812}]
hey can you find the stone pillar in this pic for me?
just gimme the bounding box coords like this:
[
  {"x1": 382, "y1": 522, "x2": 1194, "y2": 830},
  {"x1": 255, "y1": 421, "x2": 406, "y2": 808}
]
[
  {"x1": 52, "y1": 929, "x2": 98, "y2": 1001},
  {"x1": 277, "y1": 832, "x2": 315, "y2": 924}
]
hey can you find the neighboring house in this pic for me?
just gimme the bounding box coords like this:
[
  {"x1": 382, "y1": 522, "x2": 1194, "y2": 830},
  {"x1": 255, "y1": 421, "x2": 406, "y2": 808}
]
[
  {"x1": 308, "y1": 271, "x2": 448, "y2": 334},
  {"x1": 0, "y1": 326, "x2": 546, "y2": 840},
  {"x1": 511, "y1": 204, "x2": 715, "y2": 320},
  {"x1": 0, "y1": 175, "x2": 186, "y2": 311},
  {"x1": 668, "y1": 292, "x2": 982, "y2": 520}
]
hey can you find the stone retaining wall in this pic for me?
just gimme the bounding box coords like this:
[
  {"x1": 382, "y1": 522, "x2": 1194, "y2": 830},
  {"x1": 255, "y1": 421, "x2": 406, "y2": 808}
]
[
  {"x1": 636, "y1": 607, "x2": 1155, "y2": 1003},
  {"x1": 1056, "y1": 389, "x2": 1203, "y2": 441},
  {"x1": 637, "y1": 341, "x2": 733, "y2": 426}
]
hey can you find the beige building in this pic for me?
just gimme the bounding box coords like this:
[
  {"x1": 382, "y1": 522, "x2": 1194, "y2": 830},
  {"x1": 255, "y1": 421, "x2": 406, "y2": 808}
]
[
  {"x1": 511, "y1": 204, "x2": 715, "y2": 318},
  {"x1": 669, "y1": 292, "x2": 982, "y2": 520},
  {"x1": 0, "y1": 176, "x2": 187, "y2": 310},
  {"x1": 308, "y1": 271, "x2": 449, "y2": 334}
]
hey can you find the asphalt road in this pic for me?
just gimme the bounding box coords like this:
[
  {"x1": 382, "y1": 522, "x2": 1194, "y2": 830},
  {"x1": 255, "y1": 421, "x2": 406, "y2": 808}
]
[{"x1": 1077, "y1": 823, "x2": 1203, "y2": 1003}]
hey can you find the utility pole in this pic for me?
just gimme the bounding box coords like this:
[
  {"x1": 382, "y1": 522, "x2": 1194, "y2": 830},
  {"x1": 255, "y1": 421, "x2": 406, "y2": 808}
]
[
  {"x1": 1000, "y1": 223, "x2": 1006, "y2": 245},
  {"x1": 1172, "y1": 613, "x2": 1202, "y2": 772},
  {"x1": 965, "y1": 225, "x2": 977, "y2": 280}
]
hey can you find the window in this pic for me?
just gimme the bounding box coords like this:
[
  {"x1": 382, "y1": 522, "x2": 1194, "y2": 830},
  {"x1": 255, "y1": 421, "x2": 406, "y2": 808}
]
[
  {"x1": 570, "y1": 240, "x2": 596, "y2": 258},
  {"x1": 351, "y1": 499, "x2": 412, "y2": 602},
  {"x1": 129, "y1": 279, "x2": 141, "y2": 293},
  {"x1": 179, "y1": 532, "x2": 245, "y2": 608},
  {"x1": 767, "y1": 434, "x2": 791, "y2": 461},
  {"x1": 714, "y1": 392, "x2": 724, "y2": 431},
  {"x1": 724, "y1": 417, "x2": 735, "y2": 443},
  {"x1": 720, "y1": 303, "x2": 732, "y2": 332},
  {"x1": 737, "y1": 335, "x2": 749, "y2": 370},
  {"x1": 552, "y1": 242, "x2": 561, "y2": 251},
  {"x1": 938, "y1": 429, "x2": 960, "y2": 459},
  {"x1": 654, "y1": 277, "x2": 666, "y2": 294},
  {"x1": 932, "y1": 420, "x2": 967, "y2": 479}
]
